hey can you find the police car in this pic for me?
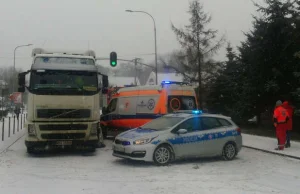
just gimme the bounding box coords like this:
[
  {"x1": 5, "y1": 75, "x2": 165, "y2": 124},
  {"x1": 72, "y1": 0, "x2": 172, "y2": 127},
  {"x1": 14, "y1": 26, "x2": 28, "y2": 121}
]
[{"x1": 112, "y1": 110, "x2": 242, "y2": 165}]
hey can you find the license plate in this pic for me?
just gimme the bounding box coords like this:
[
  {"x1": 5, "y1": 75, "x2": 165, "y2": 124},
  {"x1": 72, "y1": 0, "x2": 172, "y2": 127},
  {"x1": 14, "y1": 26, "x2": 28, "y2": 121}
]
[
  {"x1": 113, "y1": 145, "x2": 125, "y2": 152},
  {"x1": 55, "y1": 141, "x2": 72, "y2": 146}
]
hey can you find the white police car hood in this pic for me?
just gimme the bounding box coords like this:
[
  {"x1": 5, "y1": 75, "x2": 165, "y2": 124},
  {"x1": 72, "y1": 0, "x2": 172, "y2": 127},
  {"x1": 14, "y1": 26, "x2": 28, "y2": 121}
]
[{"x1": 117, "y1": 127, "x2": 164, "y2": 141}]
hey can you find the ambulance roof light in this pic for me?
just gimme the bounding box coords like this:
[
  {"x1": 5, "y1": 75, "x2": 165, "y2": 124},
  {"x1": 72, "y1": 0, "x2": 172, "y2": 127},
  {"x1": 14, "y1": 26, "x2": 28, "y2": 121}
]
[{"x1": 161, "y1": 80, "x2": 190, "y2": 86}]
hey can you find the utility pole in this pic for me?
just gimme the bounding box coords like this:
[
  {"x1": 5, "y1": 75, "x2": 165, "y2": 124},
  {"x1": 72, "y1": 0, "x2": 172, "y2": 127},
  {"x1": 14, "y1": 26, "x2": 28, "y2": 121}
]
[
  {"x1": 134, "y1": 58, "x2": 137, "y2": 85},
  {"x1": 133, "y1": 58, "x2": 141, "y2": 85}
]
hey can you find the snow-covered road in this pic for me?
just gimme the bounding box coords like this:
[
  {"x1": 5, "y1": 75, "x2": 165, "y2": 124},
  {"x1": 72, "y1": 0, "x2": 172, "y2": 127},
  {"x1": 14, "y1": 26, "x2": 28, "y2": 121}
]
[{"x1": 0, "y1": 137, "x2": 299, "y2": 194}]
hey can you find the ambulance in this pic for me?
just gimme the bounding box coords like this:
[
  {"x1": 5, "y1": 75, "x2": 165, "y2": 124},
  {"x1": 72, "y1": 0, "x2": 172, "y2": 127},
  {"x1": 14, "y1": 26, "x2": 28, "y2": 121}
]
[{"x1": 100, "y1": 81, "x2": 198, "y2": 138}]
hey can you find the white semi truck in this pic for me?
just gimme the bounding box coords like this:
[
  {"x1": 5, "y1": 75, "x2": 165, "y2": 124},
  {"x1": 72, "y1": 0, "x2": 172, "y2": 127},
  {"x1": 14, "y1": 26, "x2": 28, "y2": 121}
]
[{"x1": 18, "y1": 48, "x2": 108, "y2": 153}]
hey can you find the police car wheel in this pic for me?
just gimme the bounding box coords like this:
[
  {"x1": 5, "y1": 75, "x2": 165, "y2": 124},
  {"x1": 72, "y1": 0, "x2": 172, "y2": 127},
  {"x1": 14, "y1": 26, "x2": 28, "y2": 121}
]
[
  {"x1": 222, "y1": 142, "x2": 237, "y2": 161},
  {"x1": 153, "y1": 145, "x2": 172, "y2": 165}
]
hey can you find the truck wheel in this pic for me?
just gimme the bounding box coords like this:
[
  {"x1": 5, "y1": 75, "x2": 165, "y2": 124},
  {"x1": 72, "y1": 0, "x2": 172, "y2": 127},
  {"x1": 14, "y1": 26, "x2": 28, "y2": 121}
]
[
  {"x1": 27, "y1": 147, "x2": 35, "y2": 154},
  {"x1": 85, "y1": 146, "x2": 96, "y2": 153}
]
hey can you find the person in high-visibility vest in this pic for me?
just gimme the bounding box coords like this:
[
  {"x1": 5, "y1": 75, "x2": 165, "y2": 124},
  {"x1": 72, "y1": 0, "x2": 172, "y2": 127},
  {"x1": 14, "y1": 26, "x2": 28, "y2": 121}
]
[
  {"x1": 273, "y1": 100, "x2": 290, "y2": 150},
  {"x1": 282, "y1": 101, "x2": 294, "y2": 148}
]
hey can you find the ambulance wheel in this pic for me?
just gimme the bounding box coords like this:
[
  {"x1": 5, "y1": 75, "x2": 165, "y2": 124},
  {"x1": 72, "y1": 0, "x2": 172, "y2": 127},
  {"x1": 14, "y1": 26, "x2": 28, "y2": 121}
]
[
  {"x1": 101, "y1": 125, "x2": 108, "y2": 139},
  {"x1": 222, "y1": 142, "x2": 237, "y2": 161},
  {"x1": 153, "y1": 145, "x2": 172, "y2": 166}
]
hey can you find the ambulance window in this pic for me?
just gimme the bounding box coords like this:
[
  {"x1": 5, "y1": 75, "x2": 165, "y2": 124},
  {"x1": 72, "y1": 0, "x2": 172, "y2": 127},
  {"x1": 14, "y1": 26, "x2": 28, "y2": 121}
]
[
  {"x1": 107, "y1": 98, "x2": 118, "y2": 113},
  {"x1": 168, "y1": 96, "x2": 196, "y2": 112}
]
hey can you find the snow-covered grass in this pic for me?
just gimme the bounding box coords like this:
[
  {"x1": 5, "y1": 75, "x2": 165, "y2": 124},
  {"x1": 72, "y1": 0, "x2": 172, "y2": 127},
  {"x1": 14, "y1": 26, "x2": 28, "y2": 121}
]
[
  {"x1": 0, "y1": 137, "x2": 300, "y2": 194},
  {"x1": 0, "y1": 114, "x2": 26, "y2": 153}
]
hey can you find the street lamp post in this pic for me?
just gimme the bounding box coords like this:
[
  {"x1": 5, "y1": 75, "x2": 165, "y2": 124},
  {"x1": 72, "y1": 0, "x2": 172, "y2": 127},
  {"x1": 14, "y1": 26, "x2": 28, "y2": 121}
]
[
  {"x1": 126, "y1": 10, "x2": 158, "y2": 85},
  {"x1": 13, "y1": 44, "x2": 33, "y2": 92}
]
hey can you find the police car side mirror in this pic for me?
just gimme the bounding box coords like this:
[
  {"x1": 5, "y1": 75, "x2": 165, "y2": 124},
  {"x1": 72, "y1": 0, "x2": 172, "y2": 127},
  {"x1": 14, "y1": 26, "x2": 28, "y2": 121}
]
[{"x1": 177, "y1": 129, "x2": 188, "y2": 134}]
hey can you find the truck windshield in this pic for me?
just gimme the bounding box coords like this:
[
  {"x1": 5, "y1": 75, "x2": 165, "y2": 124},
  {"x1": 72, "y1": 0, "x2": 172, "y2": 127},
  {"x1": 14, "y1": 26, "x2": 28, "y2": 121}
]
[
  {"x1": 30, "y1": 70, "x2": 98, "y2": 95},
  {"x1": 34, "y1": 57, "x2": 95, "y2": 65}
]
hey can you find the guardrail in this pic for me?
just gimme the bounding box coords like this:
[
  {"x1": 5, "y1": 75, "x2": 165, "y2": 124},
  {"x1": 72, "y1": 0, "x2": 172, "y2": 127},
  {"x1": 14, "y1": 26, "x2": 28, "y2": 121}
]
[{"x1": 1, "y1": 113, "x2": 27, "y2": 141}]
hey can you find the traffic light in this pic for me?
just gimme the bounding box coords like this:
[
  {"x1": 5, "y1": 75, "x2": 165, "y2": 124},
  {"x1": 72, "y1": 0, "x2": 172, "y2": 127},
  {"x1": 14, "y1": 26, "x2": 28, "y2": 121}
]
[{"x1": 110, "y1": 52, "x2": 117, "y2": 67}]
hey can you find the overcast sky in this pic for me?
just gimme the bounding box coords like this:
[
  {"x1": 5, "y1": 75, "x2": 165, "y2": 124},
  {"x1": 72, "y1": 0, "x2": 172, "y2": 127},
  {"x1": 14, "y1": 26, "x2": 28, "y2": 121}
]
[{"x1": 0, "y1": 0, "x2": 262, "y2": 71}]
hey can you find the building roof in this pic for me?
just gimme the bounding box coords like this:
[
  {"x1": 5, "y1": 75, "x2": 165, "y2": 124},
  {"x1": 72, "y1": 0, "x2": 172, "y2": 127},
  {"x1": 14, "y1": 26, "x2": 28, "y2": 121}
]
[
  {"x1": 0, "y1": 80, "x2": 8, "y2": 86},
  {"x1": 145, "y1": 72, "x2": 184, "y2": 85},
  {"x1": 109, "y1": 76, "x2": 141, "y2": 87}
]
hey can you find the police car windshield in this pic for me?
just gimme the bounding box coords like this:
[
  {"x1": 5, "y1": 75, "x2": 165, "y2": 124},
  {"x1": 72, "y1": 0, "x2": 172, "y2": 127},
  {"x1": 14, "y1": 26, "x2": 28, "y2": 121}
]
[{"x1": 141, "y1": 116, "x2": 185, "y2": 131}]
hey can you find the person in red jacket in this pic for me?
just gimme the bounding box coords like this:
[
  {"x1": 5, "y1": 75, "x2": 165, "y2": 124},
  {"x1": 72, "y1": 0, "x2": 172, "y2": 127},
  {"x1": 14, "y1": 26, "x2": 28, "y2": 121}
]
[
  {"x1": 273, "y1": 100, "x2": 289, "y2": 150},
  {"x1": 282, "y1": 101, "x2": 294, "y2": 148}
]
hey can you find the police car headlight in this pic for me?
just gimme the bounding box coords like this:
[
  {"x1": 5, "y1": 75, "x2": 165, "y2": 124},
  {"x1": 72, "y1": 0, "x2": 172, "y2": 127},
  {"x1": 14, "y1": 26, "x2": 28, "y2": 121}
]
[
  {"x1": 133, "y1": 136, "x2": 158, "y2": 145},
  {"x1": 28, "y1": 124, "x2": 36, "y2": 136},
  {"x1": 90, "y1": 124, "x2": 98, "y2": 136}
]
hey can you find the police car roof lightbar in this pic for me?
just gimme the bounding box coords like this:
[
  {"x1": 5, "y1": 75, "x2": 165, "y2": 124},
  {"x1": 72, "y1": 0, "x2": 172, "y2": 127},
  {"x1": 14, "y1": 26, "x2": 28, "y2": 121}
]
[
  {"x1": 174, "y1": 110, "x2": 203, "y2": 114},
  {"x1": 161, "y1": 81, "x2": 190, "y2": 86}
]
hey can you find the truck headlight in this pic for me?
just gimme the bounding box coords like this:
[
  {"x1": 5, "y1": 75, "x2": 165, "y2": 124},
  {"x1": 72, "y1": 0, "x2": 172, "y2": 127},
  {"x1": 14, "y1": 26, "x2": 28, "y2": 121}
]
[
  {"x1": 90, "y1": 123, "x2": 98, "y2": 136},
  {"x1": 28, "y1": 124, "x2": 36, "y2": 136},
  {"x1": 133, "y1": 136, "x2": 158, "y2": 145}
]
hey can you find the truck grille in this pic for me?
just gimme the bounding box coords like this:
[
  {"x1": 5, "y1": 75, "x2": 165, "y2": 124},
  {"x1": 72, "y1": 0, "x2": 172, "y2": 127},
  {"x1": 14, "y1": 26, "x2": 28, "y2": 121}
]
[
  {"x1": 37, "y1": 109, "x2": 91, "y2": 119},
  {"x1": 39, "y1": 124, "x2": 88, "y2": 131},
  {"x1": 41, "y1": 133, "x2": 86, "y2": 140}
]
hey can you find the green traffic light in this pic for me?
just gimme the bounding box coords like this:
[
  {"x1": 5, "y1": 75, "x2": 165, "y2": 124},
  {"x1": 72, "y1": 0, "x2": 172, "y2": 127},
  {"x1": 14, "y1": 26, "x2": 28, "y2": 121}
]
[{"x1": 111, "y1": 61, "x2": 116, "y2": 66}]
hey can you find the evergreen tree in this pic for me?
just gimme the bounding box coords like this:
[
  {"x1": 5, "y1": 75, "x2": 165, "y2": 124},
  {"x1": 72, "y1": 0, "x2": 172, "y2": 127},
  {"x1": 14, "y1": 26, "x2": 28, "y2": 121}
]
[{"x1": 171, "y1": 0, "x2": 225, "y2": 109}]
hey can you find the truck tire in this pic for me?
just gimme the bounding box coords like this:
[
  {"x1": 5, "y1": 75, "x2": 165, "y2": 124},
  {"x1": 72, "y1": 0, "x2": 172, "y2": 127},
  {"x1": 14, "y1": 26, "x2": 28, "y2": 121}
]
[{"x1": 27, "y1": 147, "x2": 35, "y2": 154}]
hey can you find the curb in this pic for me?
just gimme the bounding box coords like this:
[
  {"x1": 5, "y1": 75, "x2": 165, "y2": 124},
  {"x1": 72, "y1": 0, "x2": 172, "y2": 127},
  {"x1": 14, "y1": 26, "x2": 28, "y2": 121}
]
[{"x1": 242, "y1": 145, "x2": 300, "y2": 160}]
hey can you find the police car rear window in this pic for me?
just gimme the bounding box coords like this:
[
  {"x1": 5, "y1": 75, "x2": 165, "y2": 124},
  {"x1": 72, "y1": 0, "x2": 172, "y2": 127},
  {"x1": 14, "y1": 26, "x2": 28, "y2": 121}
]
[{"x1": 217, "y1": 118, "x2": 232, "y2": 126}]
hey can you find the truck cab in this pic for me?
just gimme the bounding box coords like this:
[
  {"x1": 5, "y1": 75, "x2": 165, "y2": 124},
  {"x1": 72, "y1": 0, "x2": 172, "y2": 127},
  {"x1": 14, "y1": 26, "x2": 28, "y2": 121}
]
[{"x1": 18, "y1": 48, "x2": 108, "y2": 153}]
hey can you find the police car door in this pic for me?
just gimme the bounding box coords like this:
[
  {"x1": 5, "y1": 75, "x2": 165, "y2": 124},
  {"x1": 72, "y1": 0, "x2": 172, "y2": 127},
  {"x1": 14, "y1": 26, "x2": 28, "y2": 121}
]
[
  {"x1": 170, "y1": 117, "x2": 203, "y2": 158},
  {"x1": 200, "y1": 117, "x2": 228, "y2": 156}
]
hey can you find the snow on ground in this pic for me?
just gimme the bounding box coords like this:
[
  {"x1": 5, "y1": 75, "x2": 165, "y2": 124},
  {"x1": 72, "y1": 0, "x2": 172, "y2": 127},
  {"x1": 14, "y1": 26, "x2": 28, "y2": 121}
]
[
  {"x1": 243, "y1": 133, "x2": 300, "y2": 158},
  {"x1": 0, "y1": 115, "x2": 26, "y2": 153},
  {"x1": 0, "y1": 137, "x2": 300, "y2": 194}
]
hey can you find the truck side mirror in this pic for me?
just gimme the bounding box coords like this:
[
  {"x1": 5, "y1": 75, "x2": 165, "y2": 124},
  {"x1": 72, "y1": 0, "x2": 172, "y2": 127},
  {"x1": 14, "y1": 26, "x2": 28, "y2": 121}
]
[{"x1": 18, "y1": 72, "x2": 26, "y2": 93}]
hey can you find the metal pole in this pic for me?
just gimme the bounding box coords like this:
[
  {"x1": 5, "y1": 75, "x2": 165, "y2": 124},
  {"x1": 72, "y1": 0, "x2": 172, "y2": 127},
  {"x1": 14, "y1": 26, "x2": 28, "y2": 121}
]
[
  {"x1": 125, "y1": 10, "x2": 158, "y2": 84},
  {"x1": 17, "y1": 115, "x2": 19, "y2": 132},
  {"x1": 8, "y1": 117, "x2": 10, "y2": 137},
  {"x1": 2, "y1": 118, "x2": 4, "y2": 141},
  {"x1": 134, "y1": 58, "x2": 137, "y2": 85},
  {"x1": 13, "y1": 115, "x2": 15, "y2": 134},
  {"x1": 154, "y1": 25, "x2": 158, "y2": 85},
  {"x1": 13, "y1": 48, "x2": 16, "y2": 93},
  {"x1": 1, "y1": 87, "x2": 3, "y2": 119}
]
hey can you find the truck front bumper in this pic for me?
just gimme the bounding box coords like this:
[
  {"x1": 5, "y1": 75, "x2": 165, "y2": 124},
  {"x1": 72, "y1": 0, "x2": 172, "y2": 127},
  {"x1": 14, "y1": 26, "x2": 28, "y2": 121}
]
[{"x1": 25, "y1": 139, "x2": 98, "y2": 149}]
